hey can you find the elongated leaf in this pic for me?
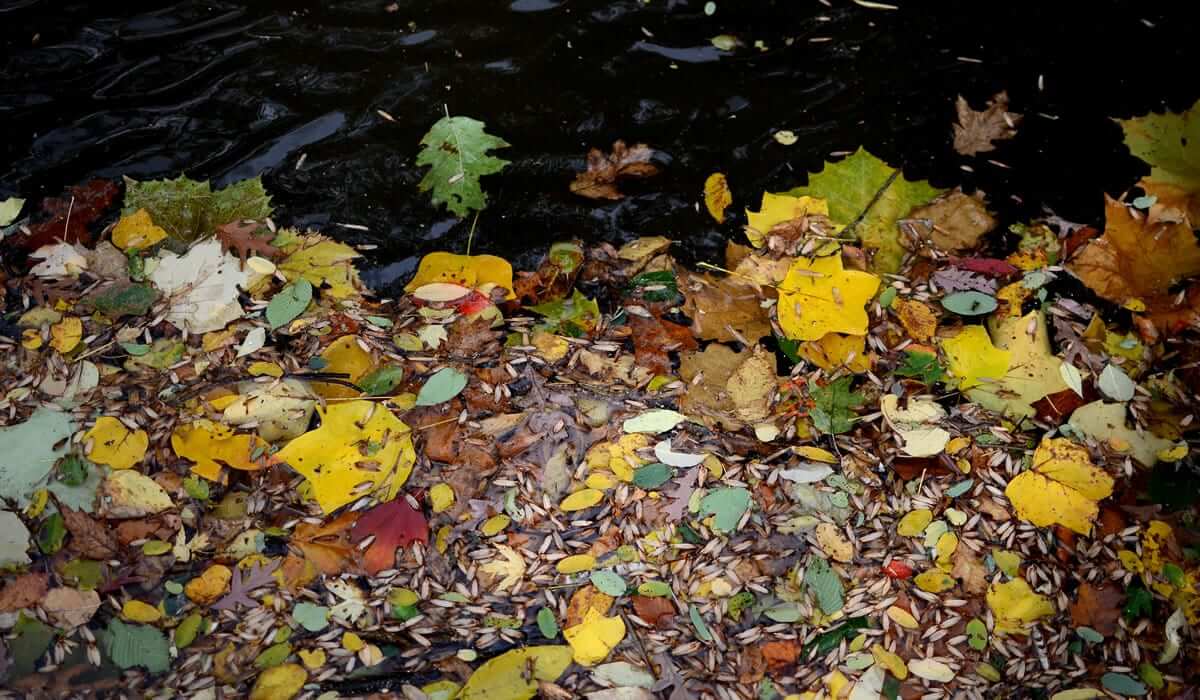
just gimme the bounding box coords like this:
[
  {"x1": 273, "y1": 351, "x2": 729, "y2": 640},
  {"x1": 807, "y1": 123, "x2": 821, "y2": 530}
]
[
  {"x1": 266, "y1": 279, "x2": 313, "y2": 329},
  {"x1": 415, "y1": 367, "x2": 469, "y2": 406}
]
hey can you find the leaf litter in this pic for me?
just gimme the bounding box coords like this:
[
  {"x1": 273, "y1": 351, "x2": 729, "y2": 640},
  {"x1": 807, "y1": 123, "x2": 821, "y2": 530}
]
[{"x1": 0, "y1": 99, "x2": 1198, "y2": 700}]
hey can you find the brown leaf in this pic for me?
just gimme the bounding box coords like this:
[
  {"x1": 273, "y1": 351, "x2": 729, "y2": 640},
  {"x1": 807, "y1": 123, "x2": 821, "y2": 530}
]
[
  {"x1": 1070, "y1": 582, "x2": 1124, "y2": 636},
  {"x1": 629, "y1": 315, "x2": 697, "y2": 374},
  {"x1": 61, "y1": 505, "x2": 120, "y2": 560},
  {"x1": 904, "y1": 189, "x2": 996, "y2": 253},
  {"x1": 215, "y1": 220, "x2": 279, "y2": 266},
  {"x1": 570, "y1": 141, "x2": 660, "y2": 200},
  {"x1": 447, "y1": 316, "x2": 503, "y2": 359},
  {"x1": 679, "y1": 270, "x2": 772, "y2": 343},
  {"x1": 565, "y1": 585, "x2": 613, "y2": 627},
  {"x1": 951, "y1": 545, "x2": 988, "y2": 595},
  {"x1": 1068, "y1": 196, "x2": 1200, "y2": 305},
  {"x1": 289, "y1": 510, "x2": 361, "y2": 577},
  {"x1": 0, "y1": 573, "x2": 48, "y2": 612},
  {"x1": 632, "y1": 594, "x2": 676, "y2": 628},
  {"x1": 759, "y1": 639, "x2": 800, "y2": 673},
  {"x1": 1031, "y1": 386, "x2": 1095, "y2": 426},
  {"x1": 953, "y1": 92, "x2": 1022, "y2": 156},
  {"x1": 17, "y1": 180, "x2": 120, "y2": 252}
]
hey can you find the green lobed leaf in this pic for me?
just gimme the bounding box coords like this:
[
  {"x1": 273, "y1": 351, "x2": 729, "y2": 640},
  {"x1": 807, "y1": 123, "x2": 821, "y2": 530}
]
[
  {"x1": 527, "y1": 289, "x2": 601, "y2": 337},
  {"x1": 416, "y1": 115, "x2": 511, "y2": 218},
  {"x1": 123, "y1": 175, "x2": 273, "y2": 242},
  {"x1": 266, "y1": 279, "x2": 313, "y2": 329},
  {"x1": 1118, "y1": 97, "x2": 1200, "y2": 195},
  {"x1": 808, "y1": 377, "x2": 865, "y2": 435},
  {"x1": 415, "y1": 367, "x2": 469, "y2": 406}
]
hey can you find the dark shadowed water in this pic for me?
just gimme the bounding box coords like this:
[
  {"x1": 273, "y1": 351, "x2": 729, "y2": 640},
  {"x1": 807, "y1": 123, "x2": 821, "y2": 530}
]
[{"x1": 2, "y1": 1, "x2": 1198, "y2": 294}]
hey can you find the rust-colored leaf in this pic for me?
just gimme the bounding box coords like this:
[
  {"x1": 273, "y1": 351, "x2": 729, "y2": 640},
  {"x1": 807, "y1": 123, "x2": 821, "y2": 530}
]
[
  {"x1": 569, "y1": 141, "x2": 660, "y2": 200},
  {"x1": 0, "y1": 572, "x2": 48, "y2": 612},
  {"x1": 216, "y1": 220, "x2": 280, "y2": 266},
  {"x1": 1070, "y1": 582, "x2": 1124, "y2": 637},
  {"x1": 352, "y1": 497, "x2": 429, "y2": 575},
  {"x1": 629, "y1": 314, "x2": 697, "y2": 374},
  {"x1": 632, "y1": 594, "x2": 676, "y2": 628}
]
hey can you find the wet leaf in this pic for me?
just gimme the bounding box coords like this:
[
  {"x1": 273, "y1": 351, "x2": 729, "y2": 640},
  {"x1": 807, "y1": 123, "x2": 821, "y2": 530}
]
[
  {"x1": 698, "y1": 487, "x2": 751, "y2": 533},
  {"x1": 590, "y1": 570, "x2": 627, "y2": 596},
  {"x1": 565, "y1": 608, "x2": 627, "y2": 665},
  {"x1": 986, "y1": 577, "x2": 1055, "y2": 635},
  {"x1": 1118, "y1": 97, "x2": 1200, "y2": 226},
  {"x1": 150, "y1": 238, "x2": 246, "y2": 333},
  {"x1": 406, "y1": 251, "x2": 515, "y2": 298},
  {"x1": 1006, "y1": 437, "x2": 1114, "y2": 535},
  {"x1": 570, "y1": 140, "x2": 659, "y2": 201},
  {"x1": 111, "y1": 209, "x2": 167, "y2": 250},
  {"x1": 352, "y1": 497, "x2": 428, "y2": 574},
  {"x1": 277, "y1": 236, "x2": 362, "y2": 300},
  {"x1": 458, "y1": 646, "x2": 572, "y2": 699},
  {"x1": 953, "y1": 92, "x2": 1022, "y2": 156},
  {"x1": 941, "y1": 290, "x2": 997, "y2": 316},
  {"x1": 418, "y1": 115, "x2": 510, "y2": 217},
  {"x1": 808, "y1": 377, "x2": 865, "y2": 435},
  {"x1": 124, "y1": 174, "x2": 272, "y2": 243},
  {"x1": 777, "y1": 248, "x2": 880, "y2": 341},
  {"x1": 102, "y1": 619, "x2": 170, "y2": 673},
  {"x1": 416, "y1": 367, "x2": 469, "y2": 406},
  {"x1": 704, "y1": 172, "x2": 732, "y2": 223},
  {"x1": 266, "y1": 279, "x2": 313, "y2": 329},
  {"x1": 84, "y1": 416, "x2": 148, "y2": 470},
  {"x1": 1097, "y1": 363, "x2": 1135, "y2": 402},
  {"x1": 1069, "y1": 401, "x2": 1175, "y2": 467},
  {"x1": 1101, "y1": 672, "x2": 1147, "y2": 697}
]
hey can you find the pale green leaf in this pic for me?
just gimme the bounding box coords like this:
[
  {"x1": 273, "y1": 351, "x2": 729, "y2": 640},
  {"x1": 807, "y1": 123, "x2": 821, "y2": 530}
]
[
  {"x1": 698, "y1": 487, "x2": 751, "y2": 533},
  {"x1": 0, "y1": 407, "x2": 75, "y2": 508},
  {"x1": 124, "y1": 175, "x2": 273, "y2": 242},
  {"x1": 266, "y1": 279, "x2": 313, "y2": 329},
  {"x1": 415, "y1": 367, "x2": 469, "y2": 406},
  {"x1": 103, "y1": 619, "x2": 171, "y2": 673},
  {"x1": 0, "y1": 197, "x2": 25, "y2": 226}
]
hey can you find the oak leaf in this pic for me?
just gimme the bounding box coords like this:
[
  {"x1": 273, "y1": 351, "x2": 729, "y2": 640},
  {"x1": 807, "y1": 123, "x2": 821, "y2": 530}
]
[
  {"x1": 215, "y1": 220, "x2": 279, "y2": 266},
  {"x1": 570, "y1": 141, "x2": 659, "y2": 200},
  {"x1": 953, "y1": 91, "x2": 1022, "y2": 156}
]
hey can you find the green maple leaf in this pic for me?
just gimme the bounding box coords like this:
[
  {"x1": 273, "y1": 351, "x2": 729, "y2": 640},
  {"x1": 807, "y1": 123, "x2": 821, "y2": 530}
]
[
  {"x1": 417, "y1": 115, "x2": 511, "y2": 217},
  {"x1": 123, "y1": 175, "x2": 273, "y2": 243},
  {"x1": 808, "y1": 376, "x2": 865, "y2": 435},
  {"x1": 895, "y1": 350, "x2": 946, "y2": 386},
  {"x1": 788, "y1": 147, "x2": 943, "y2": 273},
  {"x1": 1118, "y1": 98, "x2": 1200, "y2": 223}
]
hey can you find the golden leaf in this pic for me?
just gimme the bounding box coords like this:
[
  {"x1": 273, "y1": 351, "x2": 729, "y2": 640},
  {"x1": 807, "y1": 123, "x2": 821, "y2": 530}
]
[
  {"x1": 777, "y1": 249, "x2": 880, "y2": 341},
  {"x1": 1004, "y1": 437, "x2": 1114, "y2": 535}
]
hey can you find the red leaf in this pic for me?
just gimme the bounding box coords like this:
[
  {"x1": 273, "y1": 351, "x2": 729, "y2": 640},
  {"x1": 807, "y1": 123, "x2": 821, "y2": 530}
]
[
  {"x1": 1032, "y1": 386, "x2": 1096, "y2": 425},
  {"x1": 882, "y1": 560, "x2": 913, "y2": 580},
  {"x1": 629, "y1": 315, "x2": 697, "y2": 374},
  {"x1": 352, "y1": 497, "x2": 429, "y2": 575},
  {"x1": 948, "y1": 256, "x2": 1019, "y2": 278},
  {"x1": 18, "y1": 180, "x2": 120, "y2": 253}
]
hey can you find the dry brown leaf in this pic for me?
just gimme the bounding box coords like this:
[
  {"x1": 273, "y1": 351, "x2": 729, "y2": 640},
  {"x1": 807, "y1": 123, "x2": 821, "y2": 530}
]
[
  {"x1": 1069, "y1": 582, "x2": 1124, "y2": 637},
  {"x1": 629, "y1": 315, "x2": 697, "y2": 374},
  {"x1": 61, "y1": 505, "x2": 120, "y2": 560},
  {"x1": 951, "y1": 545, "x2": 988, "y2": 595},
  {"x1": 0, "y1": 572, "x2": 48, "y2": 612},
  {"x1": 904, "y1": 189, "x2": 996, "y2": 254},
  {"x1": 570, "y1": 141, "x2": 660, "y2": 200},
  {"x1": 632, "y1": 594, "x2": 676, "y2": 628},
  {"x1": 953, "y1": 92, "x2": 1022, "y2": 156},
  {"x1": 759, "y1": 639, "x2": 800, "y2": 673},
  {"x1": 216, "y1": 220, "x2": 279, "y2": 265},
  {"x1": 1068, "y1": 196, "x2": 1200, "y2": 305},
  {"x1": 289, "y1": 510, "x2": 361, "y2": 578},
  {"x1": 679, "y1": 270, "x2": 771, "y2": 343}
]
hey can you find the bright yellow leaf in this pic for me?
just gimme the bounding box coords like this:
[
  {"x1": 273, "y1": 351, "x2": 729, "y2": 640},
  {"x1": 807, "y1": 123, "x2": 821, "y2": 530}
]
[
  {"x1": 278, "y1": 237, "x2": 362, "y2": 300},
  {"x1": 885, "y1": 605, "x2": 919, "y2": 629},
  {"x1": 560, "y1": 489, "x2": 604, "y2": 512},
  {"x1": 404, "y1": 252, "x2": 515, "y2": 299},
  {"x1": 249, "y1": 663, "x2": 307, "y2": 700},
  {"x1": 50, "y1": 316, "x2": 82, "y2": 353},
  {"x1": 313, "y1": 335, "x2": 374, "y2": 399},
  {"x1": 745, "y1": 193, "x2": 835, "y2": 248},
  {"x1": 986, "y1": 578, "x2": 1055, "y2": 635},
  {"x1": 1005, "y1": 437, "x2": 1114, "y2": 535},
  {"x1": 556, "y1": 554, "x2": 597, "y2": 574},
  {"x1": 480, "y1": 544, "x2": 526, "y2": 593},
  {"x1": 85, "y1": 416, "x2": 148, "y2": 470},
  {"x1": 563, "y1": 608, "x2": 626, "y2": 666},
  {"x1": 480, "y1": 515, "x2": 510, "y2": 537},
  {"x1": 298, "y1": 649, "x2": 326, "y2": 670},
  {"x1": 430, "y1": 483, "x2": 455, "y2": 513},
  {"x1": 172, "y1": 420, "x2": 268, "y2": 482},
  {"x1": 940, "y1": 325, "x2": 1011, "y2": 390},
  {"x1": 122, "y1": 600, "x2": 162, "y2": 623},
  {"x1": 1069, "y1": 400, "x2": 1175, "y2": 467},
  {"x1": 799, "y1": 332, "x2": 871, "y2": 373},
  {"x1": 916, "y1": 570, "x2": 956, "y2": 592},
  {"x1": 459, "y1": 646, "x2": 572, "y2": 700},
  {"x1": 341, "y1": 632, "x2": 364, "y2": 652},
  {"x1": 111, "y1": 209, "x2": 167, "y2": 250},
  {"x1": 272, "y1": 401, "x2": 415, "y2": 514},
  {"x1": 704, "y1": 172, "x2": 732, "y2": 223},
  {"x1": 777, "y1": 249, "x2": 880, "y2": 341},
  {"x1": 185, "y1": 564, "x2": 232, "y2": 605},
  {"x1": 897, "y1": 509, "x2": 933, "y2": 537},
  {"x1": 871, "y1": 644, "x2": 907, "y2": 680},
  {"x1": 967, "y1": 311, "x2": 1068, "y2": 418},
  {"x1": 815, "y1": 522, "x2": 854, "y2": 563}
]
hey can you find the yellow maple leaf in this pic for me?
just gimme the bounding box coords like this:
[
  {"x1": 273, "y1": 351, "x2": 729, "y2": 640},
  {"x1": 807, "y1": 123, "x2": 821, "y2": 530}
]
[
  {"x1": 744, "y1": 193, "x2": 835, "y2": 248},
  {"x1": 85, "y1": 416, "x2": 148, "y2": 470},
  {"x1": 799, "y1": 332, "x2": 871, "y2": 373},
  {"x1": 50, "y1": 316, "x2": 82, "y2": 354},
  {"x1": 777, "y1": 249, "x2": 880, "y2": 341},
  {"x1": 404, "y1": 252, "x2": 515, "y2": 299},
  {"x1": 940, "y1": 325, "x2": 1010, "y2": 390},
  {"x1": 278, "y1": 237, "x2": 363, "y2": 300},
  {"x1": 111, "y1": 209, "x2": 167, "y2": 250},
  {"x1": 704, "y1": 172, "x2": 732, "y2": 223},
  {"x1": 967, "y1": 311, "x2": 1069, "y2": 418},
  {"x1": 563, "y1": 607, "x2": 626, "y2": 666},
  {"x1": 172, "y1": 420, "x2": 269, "y2": 482},
  {"x1": 1005, "y1": 437, "x2": 1114, "y2": 535},
  {"x1": 480, "y1": 544, "x2": 526, "y2": 593},
  {"x1": 312, "y1": 335, "x2": 375, "y2": 399},
  {"x1": 986, "y1": 577, "x2": 1055, "y2": 635},
  {"x1": 272, "y1": 400, "x2": 414, "y2": 514}
]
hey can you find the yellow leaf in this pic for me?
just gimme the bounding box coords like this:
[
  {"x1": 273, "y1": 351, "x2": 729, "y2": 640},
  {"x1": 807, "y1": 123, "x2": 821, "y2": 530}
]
[
  {"x1": 480, "y1": 544, "x2": 526, "y2": 593},
  {"x1": 560, "y1": 489, "x2": 604, "y2": 512},
  {"x1": 815, "y1": 522, "x2": 854, "y2": 563},
  {"x1": 480, "y1": 515, "x2": 510, "y2": 536},
  {"x1": 556, "y1": 554, "x2": 597, "y2": 574},
  {"x1": 725, "y1": 345, "x2": 778, "y2": 422},
  {"x1": 777, "y1": 249, "x2": 880, "y2": 341},
  {"x1": 85, "y1": 416, "x2": 148, "y2": 470},
  {"x1": 249, "y1": 663, "x2": 307, "y2": 700},
  {"x1": 272, "y1": 401, "x2": 415, "y2": 514},
  {"x1": 940, "y1": 325, "x2": 1011, "y2": 391},
  {"x1": 249, "y1": 362, "x2": 284, "y2": 378},
  {"x1": 21, "y1": 328, "x2": 42, "y2": 350},
  {"x1": 880, "y1": 394, "x2": 950, "y2": 457},
  {"x1": 341, "y1": 632, "x2": 364, "y2": 652},
  {"x1": 891, "y1": 297, "x2": 938, "y2": 342},
  {"x1": 430, "y1": 483, "x2": 455, "y2": 513},
  {"x1": 1068, "y1": 400, "x2": 1175, "y2": 467},
  {"x1": 298, "y1": 649, "x2": 326, "y2": 670},
  {"x1": 745, "y1": 193, "x2": 834, "y2": 248},
  {"x1": 102, "y1": 470, "x2": 173, "y2": 518},
  {"x1": 278, "y1": 237, "x2": 362, "y2": 300},
  {"x1": 993, "y1": 549, "x2": 1022, "y2": 577},
  {"x1": 870, "y1": 644, "x2": 907, "y2": 680},
  {"x1": 531, "y1": 331, "x2": 569, "y2": 362},
  {"x1": 172, "y1": 420, "x2": 268, "y2": 482},
  {"x1": 313, "y1": 335, "x2": 374, "y2": 399},
  {"x1": 404, "y1": 252, "x2": 515, "y2": 299},
  {"x1": 704, "y1": 172, "x2": 732, "y2": 223},
  {"x1": 885, "y1": 605, "x2": 919, "y2": 629},
  {"x1": 111, "y1": 209, "x2": 167, "y2": 250},
  {"x1": 1005, "y1": 437, "x2": 1114, "y2": 535},
  {"x1": 185, "y1": 564, "x2": 232, "y2": 605},
  {"x1": 897, "y1": 509, "x2": 933, "y2": 537},
  {"x1": 795, "y1": 446, "x2": 838, "y2": 464},
  {"x1": 916, "y1": 570, "x2": 955, "y2": 592},
  {"x1": 799, "y1": 332, "x2": 871, "y2": 373},
  {"x1": 458, "y1": 646, "x2": 573, "y2": 700},
  {"x1": 122, "y1": 600, "x2": 162, "y2": 623},
  {"x1": 50, "y1": 316, "x2": 82, "y2": 354},
  {"x1": 585, "y1": 473, "x2": 618, "y2": 490},
  {"x1": 986, "y1": 577, "x2": 1055, "y2": 635},
  {"x1": 967, "y1": 311, "x2": 1069, "y2": 418},
  {"x1": 563, "y1": 608, "x2": 626, "y2": 666}
]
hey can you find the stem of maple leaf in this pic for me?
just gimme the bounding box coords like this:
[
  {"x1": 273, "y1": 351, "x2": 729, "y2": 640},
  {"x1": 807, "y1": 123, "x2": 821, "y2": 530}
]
[
  {"x1": 845, "y1": 168, "x2": 900, "y2": 238},
  {"x1": 466, "y1": 210, "x2": 480, "y2": 255}
]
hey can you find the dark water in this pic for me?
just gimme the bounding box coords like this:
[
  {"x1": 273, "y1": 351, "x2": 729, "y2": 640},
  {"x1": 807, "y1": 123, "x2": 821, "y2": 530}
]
[{"x1": 2, "y1": 1, "x2": 1198, "y2": 294}]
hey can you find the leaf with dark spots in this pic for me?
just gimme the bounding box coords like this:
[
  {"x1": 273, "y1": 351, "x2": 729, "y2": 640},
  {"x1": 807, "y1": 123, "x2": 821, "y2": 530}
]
[{"x1": 352, "y1": 497, "x2": 429, "y2": 575}]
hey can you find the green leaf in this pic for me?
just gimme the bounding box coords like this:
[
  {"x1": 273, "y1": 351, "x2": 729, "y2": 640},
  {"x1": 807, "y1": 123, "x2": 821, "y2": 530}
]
[
  {"x1": 787, "y1": 147, "x2": 943, "y2": 273},
  {"x1": 945, "y1": 479, "x2": 974, "y2": 499},
  {"x1": 57, "y1": 454, "x2": 89, "y2": 486},
  {"x1": 0, "y1": 407, "x2": 75, "y2": 509},
  {"x1": 637, "y1": 581, "x2": 672, "y2": 597},
  {"x1": 895, "y1": 350, "x2": 946, "y2": 386},
  {"x1": 762, "y1": 602, "x2": 802, "y2": 622},
  {"x1": 359, "y1": 365, "x2": 405, "y2": 396},
  {"x1": 124, "y1": 339, "x2": 186, "y2": 371},
  {"x1": 266, "y1": 279, "x2": 313, "y2": 329},
  {"x1": 803, "y1": 616, "x2": 869, "y2": 656},
  {"x1": 632, "y1": 463, "x2": 673, "y2": 490},
  {"x1": 698, "y1": 487, "x2": 751, "y2": 533},
  {"x1": 292, "y1": 602, "x2": 330, "y2": 632},
  {"x1": 941, "y1": 291, "x2": 998, "y2": 316},
  {"x1": 183, "y1": 476, "x2": 210, "y2": 501},
  {"x1": 804, "y1": 556, "x2": 844, "y2": 615},
  {"x1": 9, "y1": 615, "x2": 56, "y2": 679},
  {"x1": 527, "y1": 289, "x2": 601, "y2": 337},
  {"x1": 37, "y1": 512, "x2": 66, "y2": 554},
  {"x1": 0, "y1": 197, "x2": 25, "y2": 227},
  {"x1": 1076, "y1": 626, "x2": 1104, "y2": 644},
  {"x1": 1162, "y1": 562, "x2": 1186, "y2": 588},
  {"x1": 103, "y1": 619, "x2": 171, "y2": 673},
  {"x1": 1137, "y1": 663, "x2": 1164, "y2": 690},
  {"x1": 123, "y1": 175, "x2": 273, "y2": 242},
  {"x1": 966, "y1": 618, "x2": 988, "y2": 650},
  {"x1": 1102, "y1": 672, "x2": 1147, "y2": 696},
  {"x1": 728, "y1": 591, "x2": 755, "y2": 620},
  {"x1": 689, "y1": 604, "x2": 713, "y2": 641},
  {"x1": 537, "y1": 607, "x2": 559, "y2": 639},
  {"x1": 416, "y1": 115, "x2": 511, "y2": 217},
  {"x1": 254, "y1": 641, "x2": 292, "y2": 669},
  {"x1": 878, "y1": 286, "x2": 897, "y2": 308},
  {"x1": 1123, "y1": 581, "x2": 1153, "y2": 621},
  {"x1": 808, "y1": 377, "x2": 865, "y2": 435},
  {"x1": 175, "y1": 613, "x2": 206, "y2": 649},
  {"x1": 1118, "y1": 98, "x2": 1200, "y2": 207},
  {"x1": 92, "y1": 282, "x2": 159, "y2": 318},
  {"x1": 415, "y1": 367, "x2": 468, "y2": 406},
  {"x1": 590, "y1": 570, "x2": 627, "y2": 596}
]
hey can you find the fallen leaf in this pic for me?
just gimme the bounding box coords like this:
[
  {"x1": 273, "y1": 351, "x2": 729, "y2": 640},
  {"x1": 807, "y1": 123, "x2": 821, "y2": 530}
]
[
  {"x1": 564, "y1": 608, "x2": 627, "y2": 666},
  {"x1": 286, "y1": 510, "x2": 360, "y2": 582},
  {"x1": 704, "y1": 173, "x2": 732, "y2": 223},
  {"x1": 249, "y1": 663, "x2": 307, "y2": 700},
  {"x1": 940, "y1": 325, "x2": 1011, "y2": 391},
  {"x1": 124, "y1": 174, "x2": 272, "y2": 243},
  {"x1": 49, "y1": 316, "x2": 82, "y2": 353},
  {"x1": 213, "y1": 559, "x2": 279, "y2": 611},
  {"x1": 628, "y1": 315, "x2": 697, "y2": 374},
  {"x1": 1070, "y1": 582, "x2": 1124, "y2": 637},
  {"x1": 417, "y1": 114, "x2": 511, "y2": 217},
  {"x1": 0, "y1": 407, "x2": 74, "y2": 508},
  {"x1": 277, "y1": 235, "x2": 363, "y2": 300},
  {"x1": 953, "y1": 91, "x2": 1022, "y2": 156},
  {"x1": 570, "y1": 141, "x2": 659, "y2": 200},
  {"x1": 111, "y1": 209, "x2": 167, "y2": 251},
  {"x1": 880, "y1": 394, "x2": 950, "y2": 457},
  {"x1": 84, "y1": 417, "x2": 148, "y2": 470},
  {"x1": 150, "y1": 238, "x2": 247, "y2": 334},
  {"x1": 903, "y1": 189, "x2": 997, "y2": 253},
  {"x1": 458, "y1": 646, "x2": 573, "y2": 700},
  {"x1": 798, "y1": 332, "x2": 871, "y2": 374},
  {"x1": 967, "y1": 311, "x2": 1070, "y2": 418},
  {"x1": 891, "y1": 297, "x2": 938, "y2": 342},
  {"x1": 1117, "y1": 97, "x2": 1200, "y2": 226},
  {"x1": 815, "y1": 522, "x2": 854, "y2": 563},
  {"x1": 777, "y1": 248, "x2": 880, "y2": 341},
  {"x1": 986, "y1": 577, "x2": 1055, "y2": 635},
  {"x1": 42, "y1": 587, "x2": 101, "y2": 629},
  {"x1": 0, "y1": 573, "x2": 48, "y2": 612},
  {"x1": 352, "y1": 497, "x2": 428, "y2": 575},
  {"x1": 632, "y1": 595, "x2": 676, "y2": 628},
  {"x1": 481, "y1": 544, "x2": 527, "y2": 592},
  {"x1": 222, "y1": 380, "x2": 317, "y2": 443},
  {"x1": 1068, "y1": 400, "x2": 1175, "y2": 467},
  {"x1": 171, "y1": 420, "x2": 268, "y2": 482},
  {"x1": 405, "y1": 252, "x2": 515, "y2": 298},
  {"x1": 1005, "y1": 437, "x2": 1114, "y2": 535},
  {"x1": 744, "y1": 193, "x2": 836, "y2": 248},
  {"x1": 101, "y1": 470, "x2": 173, "y2": 519},
  {"x1": 216, "y1": 220, "x2": 279, "y2": 265}
]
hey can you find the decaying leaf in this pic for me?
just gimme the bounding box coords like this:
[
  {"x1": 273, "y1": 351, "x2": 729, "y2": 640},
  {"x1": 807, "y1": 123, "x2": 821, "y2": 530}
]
[
  {"x1": 903, "y1": 189, "x2": 996, "y2": 254},
  {"x1": 953, "y1": 91, "x2": 1022, "y2": 156},
  {"x1": 570, "y1": 141, "x2": 659, "y2": 200},
  {"x1": 704, "y1": 172, "x2": 732, "y2": 223}
]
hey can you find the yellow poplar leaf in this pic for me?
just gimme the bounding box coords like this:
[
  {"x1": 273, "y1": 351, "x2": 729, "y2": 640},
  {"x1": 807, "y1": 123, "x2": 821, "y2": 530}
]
[
  {"x1": 560, "y1": 489, "x2": 604, "y2": 512},
  {"x1": 314, "y1": 335, "x2": 374, "y2": 399},
  {"x1": 777, "y1": 249, "x2": 880, "y2": 341},
  {"x1": 1005, "y1": 437, "x2": 1114, "y2": 535},
  {"x1": 799, "y1": 332, "x2": 871, "y2": 373},
  {"x1": 480, "y1": 515, "x2": 510, "y2": 537},
  {"x1": 870, "y1": 644, "x2": 908, "y2": 680},
  {"x1": 563, "y1": 608, "x2": 626, "y2": 666},
  {"x1": 111, "y1": 209, "x2": 167, "y2": 250},
  {"x1": 85, "y1": 416, "x2": 148, "y2": 470},
  {"x1": 102, "y1": 470, "x2": 173, "y2": 518},
  {"x1": 185, "y1": 564, "x2": 232, "y2": 604},
  {"x1": 278, "y1": 238, "x2": 362, "y2": 300},
  {"x1": 122, "y1": 600, "x2": 162, "y2": 623},
  {"x1": 556, "y1": 554, "x2": 598, "y2": 574},
  {"x1": 403, "y1": 252, "x2": 515, "y2": 299},
  {"x1": 172, "y1": 420, "x2": 268, "y2": 482},
  {"x1": 704, "y1": 172, "x2": 732, "y2": 223},
  {"x1": 745, "y1": 193, "x2": 835, "y2": 248},
  {"x1": 986, "y1": 578, "x2": 1055, "y2": 635},
  {"x1": 815, "y1": 522, "x2": 854, "y2": 563},
  {"x1": 459, "y1": 646, "x2": 573, "y2": 700},
  {"x1": 49, "y1": 316, "x2": 82, "y2": 354},
  {"x1": 891, "y1": 298, "x2": 938, "y2": 342},
  {"x1": 897, "y1": 509, "x2": 933, "y2": 537},
  {"x1": 480, "y1": 544, "x2": 526, "y2": 593},
  {"x1": 272, "y1": 401, "x2": 415, "y2": 514},
  {"x1": 940, "y1": 325, "x2": 1010, "y2": 390},
  {"x1": 249, "y1": 663, "x2": 307, "y2": 700},
  {"x1": 795, "y1": 446, "x2": 838, "y2": 463},
  {"x1": 967, "y1": 311, "x2": 1068, "y2": 418},
  {"x1": 430, "y1": 483, "x2": 455, "y2": 513},
  {"x1": 885, "y1": 605, "x2": 919, "y2": 629}
]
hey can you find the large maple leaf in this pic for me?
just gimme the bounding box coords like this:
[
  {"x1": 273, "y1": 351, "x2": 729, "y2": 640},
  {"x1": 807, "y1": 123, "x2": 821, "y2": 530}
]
[
  {"x1": 1118, "y1": 97, "x2": 1200, "y2": 226},
  {"x1": 351, "y1": 497, "x2": 428, "y2": 575},
  {"x1": 417, "y1": 115, "x2": 510, "y2": 217},
  {"x1": 787, "y1": 147, "x2": 943, "y2": 273}
]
